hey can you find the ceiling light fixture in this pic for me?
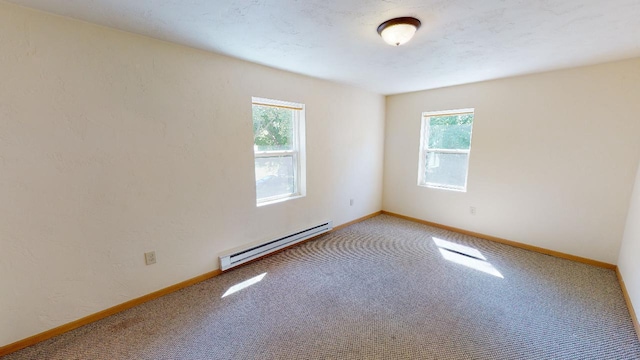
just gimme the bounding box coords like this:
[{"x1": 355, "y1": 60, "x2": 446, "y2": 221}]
[{"x1": 377, "y1": 17, "x2": 421, "y2": 46}]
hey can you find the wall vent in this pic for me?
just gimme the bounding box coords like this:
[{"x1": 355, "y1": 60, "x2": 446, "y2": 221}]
[{"x1": 219, "y1": 221, "x2": 333, "y2": 271}]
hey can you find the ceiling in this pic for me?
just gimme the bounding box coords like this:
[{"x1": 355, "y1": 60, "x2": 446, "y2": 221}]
[{"x1": 7, "y1": 0, "x2": 640, "y2": 95}]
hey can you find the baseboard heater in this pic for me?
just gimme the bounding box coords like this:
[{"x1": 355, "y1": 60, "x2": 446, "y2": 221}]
[{"x1": 219, "y1": 221, "x2": 333, "y2": 271}]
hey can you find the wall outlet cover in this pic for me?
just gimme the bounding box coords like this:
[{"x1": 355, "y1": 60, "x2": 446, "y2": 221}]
[{"x1": 145, "y1": 251, "x2": 156, "y2": 265}]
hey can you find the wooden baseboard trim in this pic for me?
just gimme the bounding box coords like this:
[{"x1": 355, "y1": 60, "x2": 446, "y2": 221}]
[
  {"x1": 616, "y1": 267, "x2": 640, "y2": 342},
  {"x1": 381, "y1": 211, "x2": 616, "y2": 270},
  {"x1": 0, "y1": 269, "x2": 222, "y2": 357},
  {"x1": 333, "y1": 211, "x2": 383, "y2": 232}
]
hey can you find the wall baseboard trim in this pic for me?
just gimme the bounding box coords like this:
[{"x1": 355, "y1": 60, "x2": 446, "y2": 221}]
[
  {"x1": 334, "y1": 211, "x2": 383, "y2": 232},
  {"x1": 616, "y1": 267, "x2": 640, "y2": 343},
  {"x1": 0, "y1": 269, "x2": 222, "y2": 357},
  {"x1": 1, "y1": 210, "x2": 383, "y2": 356},
  {"x1": 381, "y1": 211, "x2": 616, "y2": 270}
]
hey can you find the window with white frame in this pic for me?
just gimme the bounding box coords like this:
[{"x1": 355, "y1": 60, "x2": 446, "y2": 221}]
[
  {"x1": 252, "y1": 97, "x2": 306, "y2": 205},
  {"x1": 418, "y1": 109, "x2": 474, "y2": 191}
]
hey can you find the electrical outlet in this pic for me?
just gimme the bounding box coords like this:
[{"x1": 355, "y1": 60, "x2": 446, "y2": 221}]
[
  {"x1": 144, "y1": 251, "x2": 156, "y2": 265},
  {"x1": 470, "y1": 206, "x2": 476, "y2": 215},
  {"x1": 350, "y1": 199, "x2": 354, "y2": 206}
]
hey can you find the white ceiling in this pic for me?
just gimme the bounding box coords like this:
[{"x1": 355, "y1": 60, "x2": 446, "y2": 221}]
[{"x1": 7, "y1": 0, "x2": 640, "y2": 95}]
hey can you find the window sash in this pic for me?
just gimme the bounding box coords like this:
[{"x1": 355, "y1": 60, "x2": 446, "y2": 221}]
[
  {"x1": 422, "y1": 110, "x2": 474, "y2": 118},
  {"x1": 424, "y1": 149, "x2": 470, "y2": 155},
  {"x1": 252, "y1": 99, "x2": 304, "y2": 111},
  {"x1": 254, "y1": 150, "x2": 297, "y2": 157}
]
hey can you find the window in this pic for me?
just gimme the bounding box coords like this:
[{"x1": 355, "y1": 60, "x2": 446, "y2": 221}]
[
  {"x1": 252, "y1": 97, "x2": 306, "y2": 205},
  {"x1": 418, "y1": 109, "x2": 474, "y2": 191}
]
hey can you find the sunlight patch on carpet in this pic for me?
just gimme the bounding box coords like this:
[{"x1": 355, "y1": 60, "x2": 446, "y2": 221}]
[
  {"x1": 222, "y1": 273, "x2": 267, "y2": 298},
  {"x1": 433, "y1": 238, "x2": 503, "y2": 278},
  {"x1": 433, "y1": 237, "x2": 487, "y2": 260}
]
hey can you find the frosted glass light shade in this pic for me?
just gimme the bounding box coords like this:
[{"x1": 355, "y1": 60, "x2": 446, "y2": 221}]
[
  {"x1": 380, "y1": 24, "x2": 417, "y2": 46},
  {"x1": 377, "y1": 17, "x2": 421, "y2": 46}
]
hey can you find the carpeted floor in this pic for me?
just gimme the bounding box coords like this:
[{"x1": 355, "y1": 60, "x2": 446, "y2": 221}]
[{"x1": 4, "y1": 214, "x2": 640, "y2": 359}]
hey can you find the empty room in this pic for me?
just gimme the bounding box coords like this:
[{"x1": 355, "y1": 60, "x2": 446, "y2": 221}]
[{"x1": 1, "y1": 0, "x2": 640, "y2": 359}]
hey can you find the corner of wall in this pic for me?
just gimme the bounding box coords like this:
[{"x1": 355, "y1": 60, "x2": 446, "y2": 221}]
[{"x1": 617, "y1": 156, "x2": 640, "y2": 341}]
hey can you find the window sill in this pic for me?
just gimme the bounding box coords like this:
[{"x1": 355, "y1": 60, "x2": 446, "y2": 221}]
[
  {"x1": 257, "y1": 194, "x2": 305, "y2": 207},
  {"x1": 419, "y1": 183, "x2": 467, "y2": 193}
]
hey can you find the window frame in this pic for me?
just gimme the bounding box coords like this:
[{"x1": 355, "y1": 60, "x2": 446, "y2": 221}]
[
  {"x1": 418, "y1": 108, "x2": 475, "y2": 192},
  {"x1": 252, "y1": 97, "x2": 306, "y2": 206}
]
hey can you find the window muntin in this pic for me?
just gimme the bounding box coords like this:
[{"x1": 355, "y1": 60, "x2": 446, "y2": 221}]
[
  {"x1": 252, "y1": 97, "x2": 305, "y2": 205},
  {"x1": 418, "y1": 109, "x2": 474, "y2": 191}
]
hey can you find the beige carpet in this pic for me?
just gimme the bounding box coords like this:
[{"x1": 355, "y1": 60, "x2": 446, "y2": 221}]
[{"x1": 4, "y1": 214, "x2": 640, "y2": 359}]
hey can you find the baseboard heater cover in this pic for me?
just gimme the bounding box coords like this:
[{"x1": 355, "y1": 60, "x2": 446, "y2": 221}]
[{"x1": 219, "y1": 221, "x2": 333, "y2": 271}]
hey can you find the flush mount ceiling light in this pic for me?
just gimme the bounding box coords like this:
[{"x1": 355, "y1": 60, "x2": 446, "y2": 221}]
[{"x1": 377, "y1": 17, "x2": 421, "y2": 46}]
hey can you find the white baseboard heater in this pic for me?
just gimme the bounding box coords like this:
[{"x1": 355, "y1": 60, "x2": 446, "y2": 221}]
[{"x1": 219, "y1": 221, "x2": 333, "y2": 271}]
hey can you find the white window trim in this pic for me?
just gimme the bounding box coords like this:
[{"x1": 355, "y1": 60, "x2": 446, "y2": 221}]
[
  {"x1": 418, "y1": 108, "x2": 474, "y2": 192},
  {"x1": 252, "y1": 97, "x2": 306, "y2": 206}
]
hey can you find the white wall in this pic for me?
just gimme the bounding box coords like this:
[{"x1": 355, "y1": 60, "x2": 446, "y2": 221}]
[
  {"x1": 619, "y1": 161, "x2": 640, "y2": 323},
  {"x1": 0, "y1": 2, "x2": 385, "y2": 346},
  {"x1": 383, "y1": 59, "x2": 640, "y2": 264}
]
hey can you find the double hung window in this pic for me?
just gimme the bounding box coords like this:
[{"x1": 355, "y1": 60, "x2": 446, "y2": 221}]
[
  {"x1": 418, "y1": 109, "x2": 474, "y2": 191},
  {"x1": 252, "y1": 97, "x2": 306, "y2": 205}
]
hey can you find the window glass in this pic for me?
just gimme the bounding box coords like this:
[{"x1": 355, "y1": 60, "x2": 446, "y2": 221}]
[
  {"x1": 255, "y1": 156, "x2": 295, "y2": 200},
  {"x1": 424, "y1": 152, "x2": 469, "y2": 189}
]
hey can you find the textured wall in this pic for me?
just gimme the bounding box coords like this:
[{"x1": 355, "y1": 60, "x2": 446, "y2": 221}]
[
  {"x1": 619, "y1": 162, "x2": 640, "y2": 320},
  {"x1": 383, "y1": 59, "x2": 640, "y2": 264},
  {"x1": 0, "y1": 2, "x2": 385, "y2": 346}
]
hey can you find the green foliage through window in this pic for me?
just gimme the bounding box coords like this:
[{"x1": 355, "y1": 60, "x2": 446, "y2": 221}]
[
  {"x1": 427, "y1": 114, "x2": 473, "y2": 150},
  {"x1": 252, "y1": 105, "x2": 294, "y2": 152}
]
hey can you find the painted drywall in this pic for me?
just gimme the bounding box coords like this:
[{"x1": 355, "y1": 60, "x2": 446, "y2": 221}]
[
  {"x1": 0, "y1": 2, "x2": 385, "y2": 347},
  {"x1": 619, "y1": 161, "x2": 640, "y2": 321},
  {"x1": 383, "y1": 59, "x2": 640, "y2": 264}
]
